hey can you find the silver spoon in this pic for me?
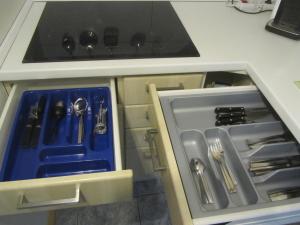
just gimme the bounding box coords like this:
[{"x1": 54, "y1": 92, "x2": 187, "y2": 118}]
[
  {"x1": 190, "y1": 158, "x2": 214, "y2": 204},
  {"x1": 73, "y1": 97, "x2": 88, "y2": 144}
]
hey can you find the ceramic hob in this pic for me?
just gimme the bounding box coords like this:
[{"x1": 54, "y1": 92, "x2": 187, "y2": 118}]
[{"x1": 23, "y1": 1, "x2": 199, "y2": 63}]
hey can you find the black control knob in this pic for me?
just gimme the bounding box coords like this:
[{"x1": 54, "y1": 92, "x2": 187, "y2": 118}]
[
  {"x1": 80, "y1": 31, "x2": 98, "y2": 50},
  {"x1": 62, "y1": 34, "x2": 75, "y2": 54},
  {"x1": 130, "y1": 33, "x2": 146, "y2": 48},
  {"x1": 103, "y1": 27, "x2": 119, "y2": 47}
]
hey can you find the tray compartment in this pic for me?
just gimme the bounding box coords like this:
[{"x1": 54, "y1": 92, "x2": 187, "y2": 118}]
[
  {"x1": 255, "y1": 167, "x2": 300, "y2": 202},
  {"x1": 204, "y1": 128, "x2": 259, "y2": 206},
  {"x1": 40, "y1": 146, "x2": 86, "y2": 162},
  {"x1": 171, "y1": 91, "x2": 276, "y2": 131},
  {"x1": 89, "y1": 89, "x2": 112, "y2": 151},
  {"x1": 228, "y1": 122, "x2": 292, "y2": 152},
  {"x1": 43, "y1": 91, "x2": 68, "y2": 145},
  {"x1": 0, "y1": 87, "x2": 115, "y2": 182},
  {"x1": 36, "y1": 160, "x2": 111, "y2": 178},
  {"x1": 242, "y1": 142, "x2": 300, "y2": 180},
  {"x1": 181, "y1": 130, "x2": 229, "y2": 210}
]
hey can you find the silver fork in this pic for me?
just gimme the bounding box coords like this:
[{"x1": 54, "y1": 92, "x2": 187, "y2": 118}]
[{"x1": 210, "y1": 138, "x2": 237, "y2": 193}]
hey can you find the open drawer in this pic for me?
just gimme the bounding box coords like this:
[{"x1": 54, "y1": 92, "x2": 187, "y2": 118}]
[
  {"x1": 0, "y1": 78, "x2": 132, "y2": 215},
  {"x1": 148, "y1": 84, "x2": 300, "y2": 225}
]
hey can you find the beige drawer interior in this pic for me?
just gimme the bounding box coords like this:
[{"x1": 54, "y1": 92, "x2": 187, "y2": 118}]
[
  {"x1": 148, "y1": 83, "x2": 193, "y2": 225},
  {"x1": 118, "y1": 73, "x2": 205, "y2": 106},
  {"x1": 123, "y1": 105, "x2": 153, "y2": 129},
  {"x1": 0, "y1": 78, "x2": 132, "y2": 215}
]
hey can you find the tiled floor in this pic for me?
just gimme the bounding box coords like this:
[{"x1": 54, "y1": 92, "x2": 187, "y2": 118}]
[{"x1": 55, "y1": 177, "x2": 172, "y2": 225}]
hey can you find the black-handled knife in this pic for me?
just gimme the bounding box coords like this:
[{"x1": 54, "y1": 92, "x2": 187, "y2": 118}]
[
  {"x1": 215, "y1": 116, "x2": 247, "y2": 126},
  {"x1": 215, "y1": 107, "x2": 245, "y2": 114}
]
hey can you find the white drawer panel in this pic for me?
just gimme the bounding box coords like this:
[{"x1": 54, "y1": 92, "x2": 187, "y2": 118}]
[
  {"x1": 0, "y1": 78, "x2": 132, "y2": 215},
  {"x1": 123, "y1": 105, "x2": 154, "y2": 129},
  {"x1": 118, "y1": 73, "x2": 204, "y2": 105}
]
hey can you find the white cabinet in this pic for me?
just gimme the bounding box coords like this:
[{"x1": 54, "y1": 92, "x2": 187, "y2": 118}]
[{"x1": 117, "y1": 73, "x2": 205, "y2": 179}]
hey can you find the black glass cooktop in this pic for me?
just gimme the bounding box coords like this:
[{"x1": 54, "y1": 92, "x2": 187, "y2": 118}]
[{"x1": 23, "y1": 1, "x2": 199, "y2": 63}]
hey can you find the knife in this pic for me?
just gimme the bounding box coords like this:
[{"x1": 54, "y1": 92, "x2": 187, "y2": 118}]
[
  {"x1": 215, "y1": 107, "x2": 269, "y2": 114},
  {"x1": 30, "y1": 96, "x2": 47, "y2": 148}
]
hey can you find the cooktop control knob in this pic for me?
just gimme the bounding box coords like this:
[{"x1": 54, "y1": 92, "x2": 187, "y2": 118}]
[
  {"x1": 80, "y1": 31, "x2": 98, "y2": 50},
  {"x1": 130, "y1": 33, "x2": 146, "y2": 49},
  {"x1": 104, "y1": 27, "x2": 119, "y2": 47},
  {"x1": 62, "y1": 34, "x2": 75, "y2": 54}
]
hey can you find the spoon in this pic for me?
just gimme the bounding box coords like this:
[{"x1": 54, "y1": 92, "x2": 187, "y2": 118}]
[
  {"x1": 73, "y1": 97, "x2": 88, "y2": 144},
  {"x1": 50, "y1": 100, "x2": 66, "y2": 142},
  {"x1": 190, "y1": 158, "x2": 214, "y2": 204}
]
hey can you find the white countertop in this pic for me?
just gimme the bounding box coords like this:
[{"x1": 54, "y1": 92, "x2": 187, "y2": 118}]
[{"x1": 0, "y1": 1, "x2": 300, "y2": 141}]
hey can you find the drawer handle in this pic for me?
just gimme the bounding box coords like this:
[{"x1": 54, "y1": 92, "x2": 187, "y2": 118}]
[
  {"x1": 17, "y1": 185, "x2": 81, "y2": 209},
  {"x1": 146, "y1": 83, "x2": 184, "y2": 93},
  {"x1": 145, "y1": 129, "x2": 166, "y2": 172}
]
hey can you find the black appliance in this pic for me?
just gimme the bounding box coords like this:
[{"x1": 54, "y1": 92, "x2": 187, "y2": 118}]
[
  {"x1": 23, "y1": 1, "x2": 200, "y2": 63},
  {"x1": 266, "y1": 0, "x2": 300, "y2": 40}
]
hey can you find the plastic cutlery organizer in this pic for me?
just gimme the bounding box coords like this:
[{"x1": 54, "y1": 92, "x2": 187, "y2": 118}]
[
  {"x1": 160, "y1": 88, "x2": 300, "y2": 219},
  {"x1": 0, "y1": 87, "x2": 114, "y2": 181}
]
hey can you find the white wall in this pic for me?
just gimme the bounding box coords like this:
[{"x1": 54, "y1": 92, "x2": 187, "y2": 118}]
[{"x1": 0, "y1": 0, "x2": 27, "y2": 45}]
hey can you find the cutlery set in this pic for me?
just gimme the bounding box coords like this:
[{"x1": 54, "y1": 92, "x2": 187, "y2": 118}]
[
  {"x1": 1, "y1": 87, "x2": 115, "y2": 182},
  {"x1": 215, "y1": 106, "x2": 269, "y2": 126}
]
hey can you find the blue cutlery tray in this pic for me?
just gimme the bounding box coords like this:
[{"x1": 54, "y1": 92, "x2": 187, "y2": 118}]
[{"x1": 0, "y1": 87, "x2": 115, "y2": 181}]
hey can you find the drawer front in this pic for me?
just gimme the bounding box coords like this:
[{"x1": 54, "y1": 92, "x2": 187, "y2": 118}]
[
  {"x1": 123, "y1": 105, "x2": 153, "y2": 129},
  {"x1": 125, "y1": 147, "x2": 153, "y2": 179},
  {"x1": 118, "y1": 73, "x2": 204, "y2": 105},
  {"x1": 148, "y1": 83, "x2": 193, "y2": 225},
  {"x1": 125, "y1": 127, "x2": 152, "y2": 149},
  {"x1": 0, "y1": 171, "x2": 132, "y2": 215},
  {"x1": 0, "y1": 78, "x2": 132, "y2": 215}
]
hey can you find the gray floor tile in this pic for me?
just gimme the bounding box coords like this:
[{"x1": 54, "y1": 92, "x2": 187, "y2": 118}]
[
  {"x1": 55, "y1": 208, "x2": 79, "y2": 225},
  {"x1": 134, "y1": 177, "x2": 164, "y2": 197},
  {"x1": 78, "y1": 200, "x2": 140, "y2": 225},
  {"x1": 138, "y1": 194, "x2": 171, "y2": 225}
]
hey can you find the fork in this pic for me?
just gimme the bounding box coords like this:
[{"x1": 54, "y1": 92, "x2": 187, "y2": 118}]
[{"x1": 210, "y1": 139, "x2": 237, "y2": 193}]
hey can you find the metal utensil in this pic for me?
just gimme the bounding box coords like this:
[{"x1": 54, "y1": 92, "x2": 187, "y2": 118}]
[
  {"x1": 268, "y1": 187, "x2": 300, "y2": 202},
  {"x1": 210, "y1": 139, "x2": 237, "y2": 193},
  {"x1": 94, "y1": 97, "x2": 107, "y2": 135},
  {"x1": 73, "y1": 98, "x2": 88, "y2": 144},
  {"x1": 21, "y1": 96, "x2": 47, "y2": 148},
  {"x1": 190, "y1": 158, "x2": 214, "y2": 204},
  {"x1": 246, "y1": 134, "x2": 292, "y2": 149},
  {"x1": 50, "y1": 101, "x2": 66, "y2": 142},
  {"x1": 249, "y1": 155, "x2": 300, "y2": 176}
]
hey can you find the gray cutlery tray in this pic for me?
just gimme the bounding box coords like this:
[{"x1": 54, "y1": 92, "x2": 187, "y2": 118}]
[{"x1": 160, "y1": 89, "x2": 300, "y2": 219}]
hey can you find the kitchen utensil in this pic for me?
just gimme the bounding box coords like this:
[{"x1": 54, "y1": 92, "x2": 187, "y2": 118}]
[
  {"x1": 246, "y1": 133, "x2": 292, "y2": 149},
  {"x1": 50, "y1": 100, "x2": 66, "y2": 142},
  {"x1": 21, "y1": 96, "x2": 47, "y2": 148},
  {"x1": 73, "y1": 98, "x2": 88, "y2": 144},
  {"x1": 94, "y1": 97, "x2": 108, "y2": 135},
  {"x1": 215, "y1": 107, "x2": 268, "y2": 114},
  {"x1": 190, "y1": 158, "x2": 214, "y2": 204},
  {"x1": 215, "y1": 106, "x2": 269, "y2": 126},
  {"x1": 249, "y1": 155, "x2": 300, "y2": 176},
  {"x1": 209, "y1": 139, "x2": 237, "y2": 193},
  {"x1": 268, "y1": 187, "x2": 300, "y2": 202}
]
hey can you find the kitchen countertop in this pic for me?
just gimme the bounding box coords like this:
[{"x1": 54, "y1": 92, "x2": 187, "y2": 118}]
[{"x1": 0, "y1": 1, "x2": 300, "y2": 142}]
